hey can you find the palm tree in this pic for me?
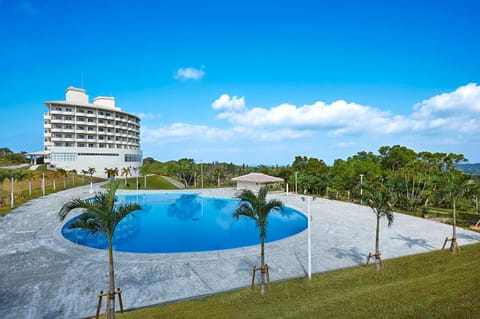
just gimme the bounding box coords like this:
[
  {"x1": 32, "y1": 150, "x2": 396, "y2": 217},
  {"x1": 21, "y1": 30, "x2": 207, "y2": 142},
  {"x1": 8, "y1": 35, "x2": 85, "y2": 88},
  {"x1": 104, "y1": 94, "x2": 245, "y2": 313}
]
[
  {"x1": 51, "y1": 170, "x2": 58, "y2": 192},
  {"x1": 8, "y1": 170, "x2": 15, "y2": 208},
  {"x1": 26, "y1": 171, "x2": 37, "y2": 197},
  {"x1": 57, "y1": 168, "x2": 68, "y2": 189},
  {"x1": 139, "y1": 164, "x2": 151, "y2": 189},
  {"x1": 81, "y1": 169, "x2": 88, "y2": 184},
  {"x1": 0, "y1": 170, "x2": 8, "y2": 207},
  {"x1": 38, "y1": 165, "x2": 48, "y2": 196},
  {"x1": 14, "y1": 171, "x2": 28, "y2": 199},
  {"x1": 121, "y1": 167, "x2": 131, "y2": 186},
  {"x1": 88, "y1": 167, "x2": 96, "y2": 193},
  {"x1": 439, "y1": 171, "x2": 474, "y2": 253},
  {"x1": 58, "y1": 182, "x2": 140, "y2": 319},
  {"x1": 105, "y1": 167, "x2": 119, "y2": 182},
  {"x1": 233, "y1": 187, "x2": 284, "y2": 295},
  {"x1": 69, "y1": 169, "x2": 77, "y2": 186},
  {"x1": 364, "y1": 180, "x2": 395, "y2": 270}
]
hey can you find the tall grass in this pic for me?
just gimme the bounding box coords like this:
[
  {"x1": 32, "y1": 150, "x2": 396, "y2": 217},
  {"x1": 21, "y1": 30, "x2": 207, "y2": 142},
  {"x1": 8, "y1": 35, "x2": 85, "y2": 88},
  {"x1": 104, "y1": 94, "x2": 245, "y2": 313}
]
[{"x1": 115, "y1": 243, "x2": 480, "y2": 319}]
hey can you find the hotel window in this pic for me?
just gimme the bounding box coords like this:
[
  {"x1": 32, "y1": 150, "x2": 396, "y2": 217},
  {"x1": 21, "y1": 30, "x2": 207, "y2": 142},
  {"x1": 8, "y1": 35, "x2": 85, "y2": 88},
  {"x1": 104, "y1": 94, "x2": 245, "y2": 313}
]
[
  {"x1": 87, "y1": 118, "x2": 95, "y2": 123},
  {"x1": 78, "y1": 126, "x2": 85, "y2": 130},
  {"x1": 78, "y1": 117, "x2": 85, "y2": 122},
  {"x1": 78, "y1": 134, "x2": 85, "y2": 139},
  {"x1": 88, "y1": 135, "x2": 94, "y2": 139},
  {"x1": 77, "y1": 109, "x2": 85, "y2": 113},
  {"x1": 66, "y1": 108, "x2": 73, "y2": 112},
  {"x1": 88, "y1": 143, "x2": 94, "y2": 148},
  {"x1": 87, "y1": 110, "x2": 94, "y2": 114},
  {"x1": 78, "y1": 143, "x2": 85, "y2": 147},
  {"x1": 87, "y1": 127, "x2": 94, "y2": 131}
]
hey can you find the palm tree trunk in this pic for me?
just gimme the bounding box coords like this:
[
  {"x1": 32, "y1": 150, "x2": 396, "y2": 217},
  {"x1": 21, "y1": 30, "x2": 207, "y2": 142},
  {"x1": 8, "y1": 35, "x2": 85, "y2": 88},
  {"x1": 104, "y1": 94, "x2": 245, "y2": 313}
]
[
  {"x1": 260, "y1": 240, "x2": 266, "y2": 295},
  {"x1": 144, "y1": 175, "x2": 147, "y2": 189},
  {"x1": 107, "y1": 242, "x2": 116, "y2": 319},
  {"x1": 450, "y1": 198, "x2": 457, "y2": 253},
  {"x1": 375, "y1": 212, "x2": 381, "y2": 270}
]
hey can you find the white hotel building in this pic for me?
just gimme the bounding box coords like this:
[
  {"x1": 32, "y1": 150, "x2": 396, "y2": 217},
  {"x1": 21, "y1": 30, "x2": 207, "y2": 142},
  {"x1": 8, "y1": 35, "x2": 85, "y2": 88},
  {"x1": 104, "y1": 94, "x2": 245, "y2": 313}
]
[{"x1": 43, "y1": 87, "x2": 142, "y2": 176}]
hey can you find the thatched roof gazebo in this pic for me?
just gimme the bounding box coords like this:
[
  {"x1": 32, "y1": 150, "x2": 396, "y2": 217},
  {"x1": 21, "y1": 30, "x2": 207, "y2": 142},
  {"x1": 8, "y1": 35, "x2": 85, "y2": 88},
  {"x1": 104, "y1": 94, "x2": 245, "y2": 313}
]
[{"x1": 231, "y1": 172, "x2": 284, "y2": 191}]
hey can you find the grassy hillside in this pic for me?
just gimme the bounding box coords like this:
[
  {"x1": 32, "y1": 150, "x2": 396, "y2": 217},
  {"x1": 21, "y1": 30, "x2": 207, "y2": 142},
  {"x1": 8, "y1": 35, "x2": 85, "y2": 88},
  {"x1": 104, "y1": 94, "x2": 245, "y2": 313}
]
[
  {"x1": 114, "y1": 243, "x2": 480, "y2": 319},
  {"x1": 115, "y1": 175, "x2": 180, "y2": 190}
]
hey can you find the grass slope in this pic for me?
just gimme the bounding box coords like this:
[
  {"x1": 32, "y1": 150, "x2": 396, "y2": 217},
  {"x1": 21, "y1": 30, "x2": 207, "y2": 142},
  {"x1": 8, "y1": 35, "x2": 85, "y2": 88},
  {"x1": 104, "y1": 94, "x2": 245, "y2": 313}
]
[
  {"x1": 115, "y1": 243, "x2": 480, "y2": 319},
  {"x1": 116, "y1": 175, "x2": 180, "y2": 190}
]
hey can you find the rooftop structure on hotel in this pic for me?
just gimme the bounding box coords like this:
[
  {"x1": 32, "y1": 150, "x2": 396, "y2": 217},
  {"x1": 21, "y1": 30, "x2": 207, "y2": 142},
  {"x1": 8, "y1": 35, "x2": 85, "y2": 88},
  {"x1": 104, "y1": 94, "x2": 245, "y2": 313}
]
[{"x1": 43, "y1": 87, "x2": 142, "y2": 176}]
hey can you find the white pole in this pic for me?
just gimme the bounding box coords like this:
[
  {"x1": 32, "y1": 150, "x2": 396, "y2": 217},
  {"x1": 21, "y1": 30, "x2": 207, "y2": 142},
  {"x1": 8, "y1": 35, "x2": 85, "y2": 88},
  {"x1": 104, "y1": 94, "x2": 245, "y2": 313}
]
[
  {"x1": 286, "y1": 183, "x2": 289, "y2": 196},
  {"x1": 42, "y1": 173, "x2": 45, "y2": 196},
  {"x1": 295, "y1": 171, "x2": 298, "y2": 194},
  {"x1": 307, "y1": 196, "x2": 312, "y2": 279},
  {"x1": 10, "y1": 176, "x2": 14, "y2": 209},
  {"x1": 360, "y1": 174, "x2": 364, "y2": 205}
]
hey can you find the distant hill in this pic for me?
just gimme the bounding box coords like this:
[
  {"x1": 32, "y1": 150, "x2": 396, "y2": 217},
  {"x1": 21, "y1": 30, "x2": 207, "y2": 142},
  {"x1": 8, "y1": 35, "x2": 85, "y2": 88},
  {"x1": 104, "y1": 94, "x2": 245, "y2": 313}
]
[{"x1": 457, "y1": 163, "x2": 480, "y2": 175}]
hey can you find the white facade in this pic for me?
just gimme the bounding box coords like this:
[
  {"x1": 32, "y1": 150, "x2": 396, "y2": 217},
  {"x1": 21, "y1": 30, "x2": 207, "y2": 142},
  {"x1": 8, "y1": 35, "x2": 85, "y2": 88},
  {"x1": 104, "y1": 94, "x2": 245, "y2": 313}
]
[{"x1": 43, "y1": 87, "x2": 142, "y2": 177}]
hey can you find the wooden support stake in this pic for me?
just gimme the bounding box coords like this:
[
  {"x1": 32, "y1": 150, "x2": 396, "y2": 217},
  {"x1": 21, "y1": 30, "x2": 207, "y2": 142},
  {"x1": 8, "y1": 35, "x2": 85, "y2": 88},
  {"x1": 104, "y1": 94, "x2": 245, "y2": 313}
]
[
  {"x1": 95, "y1": 290, "x2": 104, "y2": 319},
  {"x1": 95, "y1": 288, "x2": 124, "y2": 318},
  {"x1": 365, "y1": 252, "x2": 383, "y2": 267},
  {"x1": 251, "y1": 264, "x2": 271, "y2": 290},
  {"x1": 442, "y1": 237, "x2": 460, "y2": 252}
]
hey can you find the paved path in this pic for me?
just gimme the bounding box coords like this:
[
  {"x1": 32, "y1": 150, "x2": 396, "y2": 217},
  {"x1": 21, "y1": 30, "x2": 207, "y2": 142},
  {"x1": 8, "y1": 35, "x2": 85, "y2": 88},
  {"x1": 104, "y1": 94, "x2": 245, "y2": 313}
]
[
  {"x1": 0, "y1": 186, "x2": 479, "y2": 319},
  {"x1": 161, "y1": 175, "x2": 185, "y2": 188}
]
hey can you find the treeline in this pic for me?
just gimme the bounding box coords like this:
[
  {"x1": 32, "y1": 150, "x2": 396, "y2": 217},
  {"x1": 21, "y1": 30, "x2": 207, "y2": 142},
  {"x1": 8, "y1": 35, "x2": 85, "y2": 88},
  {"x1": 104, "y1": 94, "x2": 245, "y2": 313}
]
[
  {"x1": 0, "y1": 148, "x2": 28, "y2": 165},
  {"x1": 144, "y1": 145, "x2": 480, "y2": 215}
]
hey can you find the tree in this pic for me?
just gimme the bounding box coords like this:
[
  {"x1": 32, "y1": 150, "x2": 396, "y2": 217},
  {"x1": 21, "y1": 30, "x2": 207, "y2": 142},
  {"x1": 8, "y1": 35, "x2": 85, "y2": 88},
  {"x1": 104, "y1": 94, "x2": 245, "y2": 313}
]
[
  {"x1": 51, "y1": 170, "x2": 58, "y2": 191},
  {"x1": 58, "y1": 182, "x2": 140, "y2": 319},
  {"x1": 81, "y1": 169, "x2": 88, "y2": 184},
  {"x1": 7, "y1": 170, "x2": 15, "y2": 208},
  {"x1": 37, "y1": 165, "x2": 48, "y2": 196},
  {"x1": 14, "y1": 171, "x2": 28, "y2": 199},
  {"x1": 69, "y1": 169, "x2": 77, "y2": 186},
  {"x1": 87, "y1": 167, "x2": 96, "y2": 193},
  {"x1": 438, "y1": 171, "x2": 474, "y2": 253},
  {"x1": 120, "y1": 167, "x2": 131, "y2": 186},
  {"x1": 0, "y1": 170, "x2": 8, "y2": 207},
  {"x1": 57, "y1": 168, "x2": 68, "y2": 189},
  {"x1": 105, "y1": 167, "x2": 118, "y2": 182},
  {"x1": 139, "y1": 164, "x2": 152, "y2": 188},
  {"x1": 233, "y1": 187, "x2": 284, "y2": 294},
  {"x1": 26, "y1": 171, "x2": 37, "y2": 197},
  {"x1": 171, "y1": 159, "x2": 195, "y2": 188},
  {"x1": 364, "y1": 179, "x2": 395, "y2": 270}
]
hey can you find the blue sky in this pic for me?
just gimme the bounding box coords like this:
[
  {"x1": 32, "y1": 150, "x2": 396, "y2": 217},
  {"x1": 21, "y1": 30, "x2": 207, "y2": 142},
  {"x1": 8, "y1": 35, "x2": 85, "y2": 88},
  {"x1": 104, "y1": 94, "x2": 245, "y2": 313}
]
[{"x1": 1, "y1": 0, "x2": 479, "y2": 165}]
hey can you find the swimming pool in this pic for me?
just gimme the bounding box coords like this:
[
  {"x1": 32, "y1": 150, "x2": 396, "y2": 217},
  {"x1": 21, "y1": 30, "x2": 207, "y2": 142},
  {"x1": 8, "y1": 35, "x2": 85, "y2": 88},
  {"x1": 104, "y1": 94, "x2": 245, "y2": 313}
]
[{"x1": 61, "y1": 193, "x2": 307, "y2": 253}]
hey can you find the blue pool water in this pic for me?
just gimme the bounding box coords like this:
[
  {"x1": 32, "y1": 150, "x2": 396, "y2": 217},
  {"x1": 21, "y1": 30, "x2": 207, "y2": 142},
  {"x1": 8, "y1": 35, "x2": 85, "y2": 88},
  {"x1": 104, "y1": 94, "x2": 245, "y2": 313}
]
[{"x1": 61, "y1": 193, "x2": 307, "y2": 253}]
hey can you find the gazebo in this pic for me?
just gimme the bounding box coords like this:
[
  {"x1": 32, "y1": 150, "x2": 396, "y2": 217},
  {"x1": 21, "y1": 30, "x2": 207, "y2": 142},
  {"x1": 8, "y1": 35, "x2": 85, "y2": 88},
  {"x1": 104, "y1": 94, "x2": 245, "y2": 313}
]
[{"x1": 231, "y1": 172, "x2": 284, "y2": 191}]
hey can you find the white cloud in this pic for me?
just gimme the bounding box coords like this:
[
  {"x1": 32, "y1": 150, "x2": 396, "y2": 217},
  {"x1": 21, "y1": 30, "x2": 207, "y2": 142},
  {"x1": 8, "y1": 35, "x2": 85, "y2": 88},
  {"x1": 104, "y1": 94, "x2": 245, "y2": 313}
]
[
  {"x1": 136, "y1": 112, "x2": 159, "y2": 120},
  {"x1": 211, "y1": 94, "x2": 246, "y2": 112},
  {"x1": 142, "y1": 123, "x2": 231, "y2": 143},
  {"x1": 173, "y1": 67, "x2": 205, "y2": 80},
  {"x1": 413, "y1": 83, "x2": 480, "y2": 117},
  {"x1": 212, "y1": 83, "x2": 480, "y2": 137}
]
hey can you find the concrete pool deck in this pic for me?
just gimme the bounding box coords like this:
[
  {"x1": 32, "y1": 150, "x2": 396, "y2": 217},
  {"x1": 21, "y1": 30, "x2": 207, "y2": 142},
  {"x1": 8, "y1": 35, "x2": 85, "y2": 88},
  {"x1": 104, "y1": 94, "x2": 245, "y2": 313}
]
[{"x1": 1, "y1": 184, "x2": 479, "y2": 319}]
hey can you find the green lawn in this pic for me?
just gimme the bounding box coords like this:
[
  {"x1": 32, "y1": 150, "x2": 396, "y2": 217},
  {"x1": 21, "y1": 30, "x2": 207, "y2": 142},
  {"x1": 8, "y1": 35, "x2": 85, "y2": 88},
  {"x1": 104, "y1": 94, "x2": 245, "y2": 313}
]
[
  {"x1": 115, "y1": 175, "x2": 180, "y2": 190},
  {"x1": 113, "y1": 243, "x2": 480, "y2": 319}
]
